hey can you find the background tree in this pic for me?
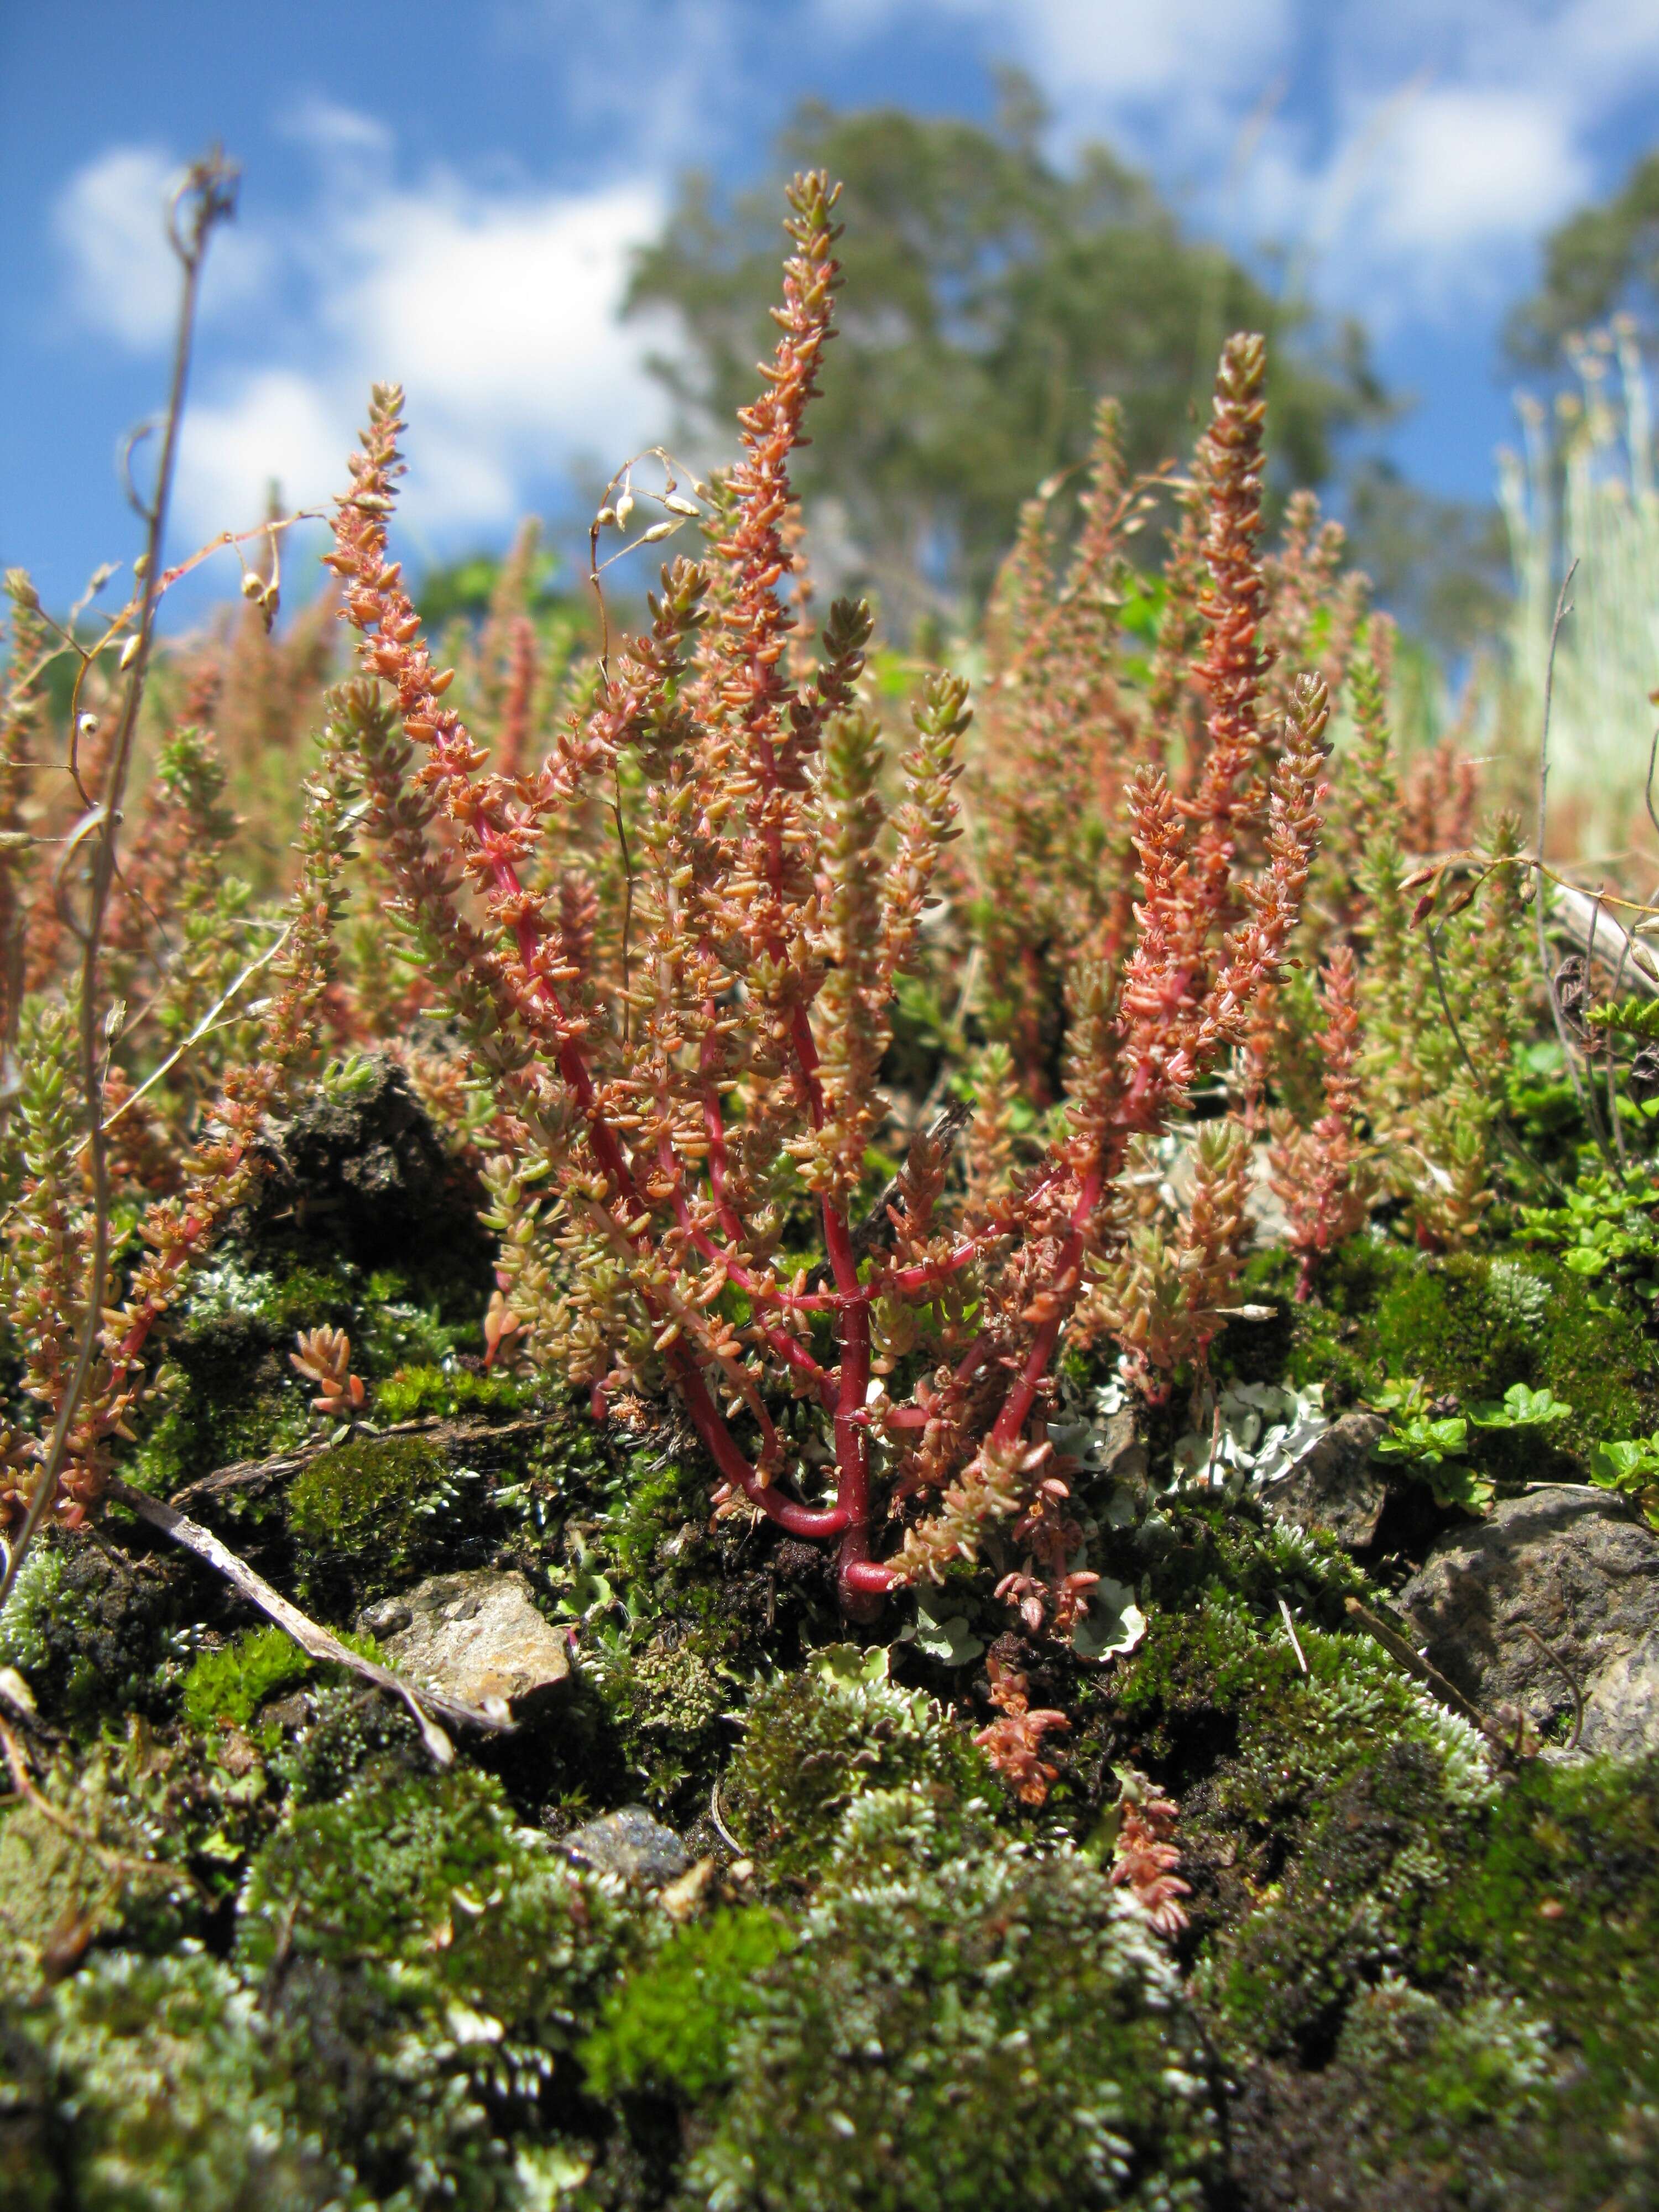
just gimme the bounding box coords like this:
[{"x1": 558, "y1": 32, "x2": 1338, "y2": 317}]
[
  {"x1": 1343, "y1": 458, "x2": 1511, "y2": 660},
  {"x1": 1508, "y1": 148, "x2": 1659, "y2": 366},
  {"x1": 627, "y1": 77, "x2": 1384, "y2": 627}
]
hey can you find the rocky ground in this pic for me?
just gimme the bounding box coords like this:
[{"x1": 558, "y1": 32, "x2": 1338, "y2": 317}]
[{"x1": 3, "y1": 1063, "x2": 1658, "y2": 2210}]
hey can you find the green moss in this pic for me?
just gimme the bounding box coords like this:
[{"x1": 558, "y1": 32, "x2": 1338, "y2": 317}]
[
  {"x1": 128, "y1": 1259, "x2": 475, "y2": 1496},
  {"x1": 131, "y1": 1390, "x2": 309, "y2": 1501},
  {"x1": 604, "y1": 1635, "x2": 730, "y2": 1809},
  {"x1": 1211, "y1": 1752, "x2": 1659, "y2": 2207},
  {"x1": 270, "y1": 1678, "x2": 420, "y2": 1806},
  {"x1": 1323, "y1": 1975, "x2": 1556, "y2": 2179},
  {"x1": 180, "y1": 1625, "x2": 386, "y2": 1737},
  {"x1": 0, "y1": 1735, "x2": 208, "y2": 2001},
  {"x1": 1420, "y1": 1755, "x2": 1659, "y2": 2138},
  {"x1": 182, "y1": 1627, "x2": 313, "y2": 1732},
  {"x1": 0, "y1": 1543, "x2": 62, "y2": 1673},
  {"x1": 1534, "y1": 1269, "x2": 1656, "y2": 1456},
  {"x1": 1204, "y1": 1741, "x2": 1468, "y2": 2059},
  {"x1": 284, "y1": 1433, "x2": 456, "y2": 1610},
  {"x1": 27, "y1": 1542, "x2": 195, "y2": 1727},
  {"x1": 1232, "y1": 1241, "x2": 1656, "y2": 1477},
  {"x1": 353, "y1": 1276, "x2": 467, "y2": 1376},
  {"x1": 1089, "y1": 1568, "x2": 1494, "y2": 1983},
  {"x1": 1108, "y1": 1493, "x2": 1368, "y2": 1632},
  {"x1": 237, "y1": 1757, "x2": 637, "y2": 2201},
  {"x1": 0, "y1": 1797, "x2": 127, "y2": 2000},
  {"x1": 178, "y1": 1256, "x2": 357, "y2": 1341},
  {"x1": 722, "y1": 1650, "x2": 993, "y2": 1884},
  {"x1": 373, "y1": 1361, "x2": 534, "y2": 1422},
  {"x1": 239, "y1": 1757, "x2": 634, "y2": 2020},
  {"x1": 1368, "y1": 1251, "x2": 1533, "y2": 1404},
  {"x1": 287, "y1": 1434, "x2": 447, "y2": 1551},
  {"x1": 1118, "y1": 1593, "x2": 1487, "y2": 1836},
  {"x1": 1225, "y1": 1971, "x2": 1567, "y2": 2209},
  {"x1": 681, "y1": 1846, "x2": 1220, "y2": 2211},
  {"x1": 579, "y1": 1907, "x2": 795, "y2": 2100},
  {"x1": 608, "y1": 1455, "x2": 706, "y2": 1587},
  {"x1": 1228, "y1": 1235, "x2": 1411, "y2": 1402},
  {"x1": 12, "y1": 1950, "x2": 343, "y2": 2210}
]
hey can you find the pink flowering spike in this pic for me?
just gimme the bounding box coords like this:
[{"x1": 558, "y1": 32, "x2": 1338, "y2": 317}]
[{"x1": 1110, "y1": 1770, "x2": 1190, "y2": 1938}]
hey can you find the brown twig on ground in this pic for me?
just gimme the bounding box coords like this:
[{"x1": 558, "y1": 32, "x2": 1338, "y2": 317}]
[
  {"x1": 102, "y1": 1475, "x2": 513, "y2": 1760},
  {"x1": 165, "y1": 1410, "x2": 565, "y2": 1510},
  {"x1": 1519, "y1": 1620, "x2": 1585, "y2": 1754},
  {"x1": 1344, "y1": 1596, "x2": 1519, "y2": 1765},
  {"x1": 0, "y1": 1707, "x2": 195, "y2": 1895}
]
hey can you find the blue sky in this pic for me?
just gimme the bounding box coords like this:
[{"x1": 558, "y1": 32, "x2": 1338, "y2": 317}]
[{"x1": 3, "y1": 0, "x2": 1657, "y2": 620}]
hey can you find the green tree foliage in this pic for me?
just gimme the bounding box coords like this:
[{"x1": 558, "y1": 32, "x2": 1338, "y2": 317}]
[
  {"x1": 1508, "y1": 147, "x2": 1659, "y2": 365},
  {"x1": 1343, "y1": 457, "x2": 1511, "y2": 656},
  {"x1": 627, "y1": 82, "x2": 1383, "y2": 616}
]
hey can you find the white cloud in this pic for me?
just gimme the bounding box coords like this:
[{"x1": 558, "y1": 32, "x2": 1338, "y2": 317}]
[
  {"x1": 57, "y1": 124, "x2": 670, "y2": 545},
  {"x1": 55, "y1": 146, "x2": 200, "y2": 349},
  {"x1": 338, "y1": 179, "x2": 664, "y2": 447},
  {"x1": 1363, "y1": 88, "x2": 1590, "y2": 256},
  {"x1": 1010, "y1": 0, "x2": 1293, "y2": 119},
  {"x1": 175, "y1": 369, "x2": 347, "y2": 537},
  {"x1": 281, "y1": 96, "x2": 394, "y2": 160},
  {"x1": 822, "y1": 0, "x2": 1659, "y2": 321},
  {"x1": 54, "y1": 144, "x2": 267, "y2": 351}
]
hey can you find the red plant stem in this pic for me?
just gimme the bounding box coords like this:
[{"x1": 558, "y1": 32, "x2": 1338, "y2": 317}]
[
  {"x1": 882, "y1": 1238, "x2": 986, "y2": 1297},
  {"x1": 488, "y1": 855, "x2": 846, "y2": 1540},
  {"x1": 745, "y1": 766, "x2": 879, "y2": 1599},
  {"x1": 658, "y1": 1135, "x2": 838, "y2": 1410},
  {"x1": 990, "y1": 1163, "x2": 1104, "y2": 1451},
  {"x1": 699, "y1": 1019, "x2": 752, "y2": 1250},
  {"x1": 813, "y1": 1196, "x2": 881, "y2": 1608}
]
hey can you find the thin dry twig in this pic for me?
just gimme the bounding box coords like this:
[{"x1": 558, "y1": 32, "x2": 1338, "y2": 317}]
[
  {"x1": 1519, "y1": 1620, "x2": 1585, "y2": 1754},
  {"x1": 1532, "y1": 561, "x2": 1611, "y2": 1160},
  {"x1": 1276, "y1": 1593, "x2": 1308, "y2": 1675},
  {"x1": 102, "y1": 1475, "x2": 512, "y2": 1761},
  {"x1": 102, "y1": 923, "x2": 294, "y2": 1131},
  {"x1": 0, "y1": 1707, "x2": 196, "y2": 1893},
  {"x1": 709, "y1": 1773, "x2": 743, "y2": 1855},
  {"x1": 1344, "y1": 1595, "x2": 1517, "y2": 1765},
  {"x1": 1, "y1": 151, "x2": 238, "y2": 1612}
]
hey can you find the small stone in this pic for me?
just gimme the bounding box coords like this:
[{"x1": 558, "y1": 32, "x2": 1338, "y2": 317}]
[
  {"x1": 217, "y1": 1726, "x2": 258, "y2": 1778},
  {"x1": 380, "y1": 1569, "x2": 570, "y2": 1721},
  {"x1": 1578, "y1": 1629, "x2": 1659, "y2": 1760},
  {"x1": 1260, "y1": 1411, "x2": 1390, "y2": 1550},
  {"x1": 262, "y1": 1692, "x2": 312, "y2": 1733},
  {"x1": 1399, "y1": 1486, "x2": 1659, "y2": 1754},
  {"x1": 561, "y1": 1805, "x2": 689, "y2": 1887},
  {"x1": 358, "y1": 1597, "x2": 413, "y2": 1637}
]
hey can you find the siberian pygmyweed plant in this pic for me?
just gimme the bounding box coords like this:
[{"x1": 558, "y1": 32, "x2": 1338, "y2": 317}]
[{"x1": 325, "y1": 175, "x2": 1329, "y2": 1621}]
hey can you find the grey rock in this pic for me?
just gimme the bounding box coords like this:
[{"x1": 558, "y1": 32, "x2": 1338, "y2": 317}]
[
  {"x1": 358, "y1": 1597, "x2": 413, "y2": 1638},
  {"x1": 1095, "y1": 1407, "x2": 1149, "y2": 1487},
  {"x1": 1167, "y1": 1135, "x2": 1292, "y2": 1249},
  {"x1": 379, "y1": 1569, "x2": 570, "y2": 1721},
  {"x1": 1398, "y1": 1486, "x2": 1659, "y2": 1753},
  {"x1": 1578, "y1": 1629, "x2": 1659, "y2": 1759},
  {"x1": 1260, "y1": 1412, "x2": 1390, "y2": 1550},
  {"x1": 562, "y1": 1805, "x2": 688, "y2": 1887}
]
